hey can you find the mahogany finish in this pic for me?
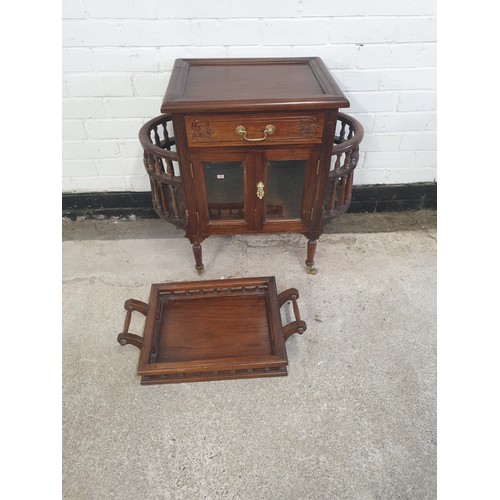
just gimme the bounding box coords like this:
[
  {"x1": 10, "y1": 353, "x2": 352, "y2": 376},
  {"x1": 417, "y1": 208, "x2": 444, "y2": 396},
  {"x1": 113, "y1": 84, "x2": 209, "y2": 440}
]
[
  {"x1": 117, "y1": 277, "x2": 306, "y2": 385},
  {"x1": 139, "y1": 58, "x2": 364, "y2": 273}
]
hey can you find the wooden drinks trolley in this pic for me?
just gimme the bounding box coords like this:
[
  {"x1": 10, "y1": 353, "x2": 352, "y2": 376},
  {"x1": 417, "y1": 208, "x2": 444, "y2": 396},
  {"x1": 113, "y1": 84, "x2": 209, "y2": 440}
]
[
  {"x1": 139, "y1": 57, "x2": 364, "y2": 274},
  {"x1": 117, "y1": 277, "x2": 306, "y2": 385}
]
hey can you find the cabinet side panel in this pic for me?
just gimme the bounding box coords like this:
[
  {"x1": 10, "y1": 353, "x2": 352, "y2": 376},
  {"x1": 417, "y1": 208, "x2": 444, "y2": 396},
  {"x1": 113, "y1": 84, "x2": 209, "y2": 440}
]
[
  {"x1": 172, "y1": 113, "x2": 204, "y2": 244},
  {"x1": 307, "y1": 110, "x2": 338, "y2": 240}
]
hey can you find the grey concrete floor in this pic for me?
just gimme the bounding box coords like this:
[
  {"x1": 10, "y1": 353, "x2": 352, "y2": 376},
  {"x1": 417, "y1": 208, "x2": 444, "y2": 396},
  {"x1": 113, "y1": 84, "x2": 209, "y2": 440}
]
[{"x1": 62, "y1": 211, "x2": 436, "y2": 499}]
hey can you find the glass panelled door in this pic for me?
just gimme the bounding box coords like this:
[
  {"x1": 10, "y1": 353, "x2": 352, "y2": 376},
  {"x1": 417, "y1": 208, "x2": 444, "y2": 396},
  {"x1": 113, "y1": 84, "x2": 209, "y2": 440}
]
[
  {"x1": 191, "y1": 151, "x2": 255, "y2": 232},
  {"x1": 203, "y1": 161, "x2": 245, "y2": 221},
  {"x1": 191, "y1": 149, "x2": 317, "y2": 234},
  {"x1": 265, "y1": 159, "x2": 307, "y2": 219},
  {"x1": 259, "y1": 149, "x2": 318, "y2": 230}
]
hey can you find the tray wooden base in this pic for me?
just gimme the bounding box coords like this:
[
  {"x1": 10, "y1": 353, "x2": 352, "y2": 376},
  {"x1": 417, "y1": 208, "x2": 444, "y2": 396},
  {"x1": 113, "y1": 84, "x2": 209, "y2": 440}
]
[
  {"x1": 117, "y1": 276, "x2": 306, "y2": 385},
  {"x1": 140, "y1": 366, "x2": 288, "y2": 385}
]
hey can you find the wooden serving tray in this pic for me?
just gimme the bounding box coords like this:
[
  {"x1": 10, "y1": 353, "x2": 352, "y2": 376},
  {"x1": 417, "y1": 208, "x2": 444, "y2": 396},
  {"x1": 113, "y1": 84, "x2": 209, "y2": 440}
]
[{"x1": 117, "y1": 277, "x2": 306, "y2": 385}]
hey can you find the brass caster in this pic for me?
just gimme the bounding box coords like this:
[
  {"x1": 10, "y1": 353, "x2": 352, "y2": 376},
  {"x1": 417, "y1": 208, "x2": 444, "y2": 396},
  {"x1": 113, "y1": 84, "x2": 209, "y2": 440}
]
[
  {"x1": 306, "y1": 266, "x2": 318, "y2": 275},
  {"x1": 196, "y1": 267, "x2": 205, "y2": 276}
]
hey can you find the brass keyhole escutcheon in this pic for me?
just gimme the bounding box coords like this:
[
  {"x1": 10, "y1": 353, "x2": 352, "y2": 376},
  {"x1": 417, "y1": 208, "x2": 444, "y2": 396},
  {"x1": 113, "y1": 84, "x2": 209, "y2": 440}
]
[{"x1": 256, "y1": 181, "x2": 265, "y2": 200}]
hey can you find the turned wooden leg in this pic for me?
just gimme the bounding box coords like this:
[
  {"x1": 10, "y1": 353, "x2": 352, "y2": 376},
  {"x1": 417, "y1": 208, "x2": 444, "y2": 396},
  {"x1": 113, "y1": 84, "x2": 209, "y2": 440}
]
[
  {"x1": 192, "y1": 243, "x2": 204, "y2": 274},
  {"x1": 305, "y1": 239, "x2": 318, "y2": 274}
]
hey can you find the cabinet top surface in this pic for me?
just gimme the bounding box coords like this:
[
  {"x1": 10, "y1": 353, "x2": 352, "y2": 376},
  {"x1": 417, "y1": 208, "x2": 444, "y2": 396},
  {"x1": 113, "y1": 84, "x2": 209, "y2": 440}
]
[{"x1": 161, "y1": 57, "x2": 349, "y2": 113}]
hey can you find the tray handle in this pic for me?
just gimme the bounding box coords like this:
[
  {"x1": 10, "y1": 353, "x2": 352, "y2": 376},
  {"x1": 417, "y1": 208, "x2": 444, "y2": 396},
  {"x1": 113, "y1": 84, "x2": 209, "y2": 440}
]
[
  {"x1": 277, "y1": 288, "x2": 307, "y2": 341},
  {"x1": 117, "y1": 299, "x2": 149, "y2": 350}
]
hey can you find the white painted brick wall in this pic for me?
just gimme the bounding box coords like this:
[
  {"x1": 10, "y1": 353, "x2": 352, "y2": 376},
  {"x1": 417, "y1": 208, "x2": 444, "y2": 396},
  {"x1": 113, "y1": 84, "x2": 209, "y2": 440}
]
[
  {"x1": 62, "y1": 0, "x2": 437, "y2": 193},
  {"x1": 84, "y1": 119, "x2": 146, "y2": 139}
]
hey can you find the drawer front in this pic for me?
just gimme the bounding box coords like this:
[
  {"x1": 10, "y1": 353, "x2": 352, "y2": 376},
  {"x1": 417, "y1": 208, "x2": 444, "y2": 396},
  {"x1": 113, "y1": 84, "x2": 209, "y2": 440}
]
[{"x1": 186, "y1": 112, "x2": 324, "y2": 148}]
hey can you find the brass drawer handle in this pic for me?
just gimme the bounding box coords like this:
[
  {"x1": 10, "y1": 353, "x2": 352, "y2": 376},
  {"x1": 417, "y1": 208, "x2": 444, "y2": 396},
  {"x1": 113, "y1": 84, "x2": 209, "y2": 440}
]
[
  {"x1": 235, "y1": 124, "x2": 275, "y2": 142},
  {"x1": 256, "y1": 181, "x2": 265, "y2": 199}
]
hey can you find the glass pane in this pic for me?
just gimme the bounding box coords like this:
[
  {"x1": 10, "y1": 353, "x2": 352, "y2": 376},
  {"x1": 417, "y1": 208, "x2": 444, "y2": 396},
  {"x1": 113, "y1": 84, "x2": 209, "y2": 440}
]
[
  {"x1": 204, "y1": 161, "x2": 244, "y2": 221},
  {"x1": 266, "y1": 159, "x2": 306, "y2": 219}
]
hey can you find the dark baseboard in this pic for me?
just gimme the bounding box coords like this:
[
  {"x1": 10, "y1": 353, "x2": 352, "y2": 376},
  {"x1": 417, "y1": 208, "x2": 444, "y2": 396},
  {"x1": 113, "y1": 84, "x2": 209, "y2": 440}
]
[{"x1": 62, "y1": 182, "x2": 436, "y2": 220}]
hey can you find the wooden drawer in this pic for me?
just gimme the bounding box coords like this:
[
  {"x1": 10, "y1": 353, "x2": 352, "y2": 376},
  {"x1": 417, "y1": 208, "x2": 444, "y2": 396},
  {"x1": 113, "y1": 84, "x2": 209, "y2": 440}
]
[{"x1": 186, "y1": 112, "x2": 324, "y2": 148}]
